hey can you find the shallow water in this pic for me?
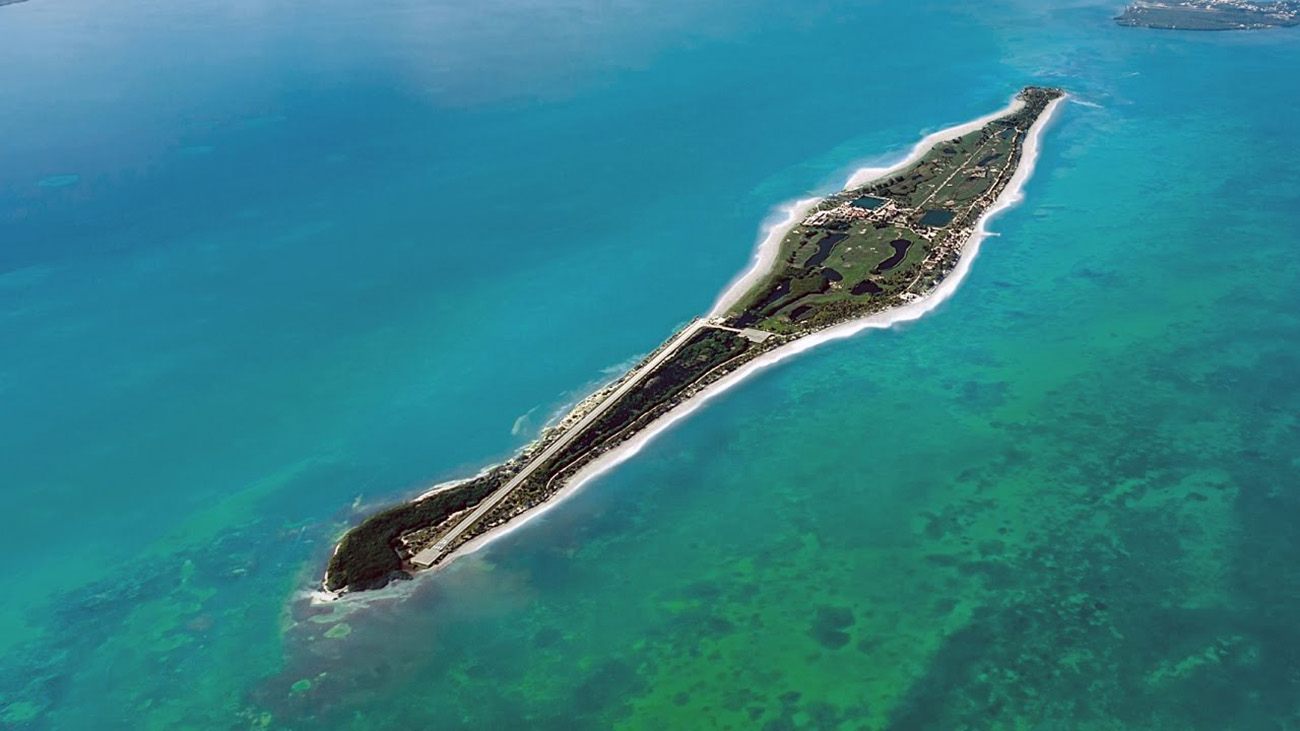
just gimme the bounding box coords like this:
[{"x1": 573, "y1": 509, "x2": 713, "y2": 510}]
[{"x1": 2, "y1": 0, "x2": 1299, "y2": 728}]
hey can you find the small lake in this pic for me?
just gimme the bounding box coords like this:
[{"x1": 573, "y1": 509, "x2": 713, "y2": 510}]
[
  {"x1": 851, "y1": 279, "x2": 883, "y2": 296},
  {"x1": 873, "y1": 238, "x2": 912, "y2": 273},
  {"x1": 850, "y1": 195, "x2": 887, "y2": 210},
  {"x1": 920, "y1": 209, "x2": 955, "y2": 227},
  {"x1": 804, "y1": 233, "x2": 848, "y2": 268}
]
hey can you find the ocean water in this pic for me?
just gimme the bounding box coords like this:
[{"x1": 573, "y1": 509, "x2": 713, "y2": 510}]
[{"x1": 2, "y1": 0, "x2": 1299, "y2": 728}]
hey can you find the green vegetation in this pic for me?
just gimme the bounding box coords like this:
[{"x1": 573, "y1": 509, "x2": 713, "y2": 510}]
[
  {"x1": 529, "y1": 329, "x2": 745, "y2": 486},
  {"x1": 322, "y1": 87, "x2": 1063, "y2": 593},
  {"x1": 325, "y1": 472, "x2": 502, "y2": 591},
  {"x1": 727, "y1": 86, "x2": 1061, "y2": 332},
  {"x1": 745, "y1": 269, "x2": 830, "y2": 323},
  {"x1": 475, "y1": 329, "x2": 750, "y2": 525},
  {"x1": 576, "y1": 329, "x2": 750, "y2": 449},
  {"x1": 325, "y1": 329, "x2": 751, "y2": 586}
]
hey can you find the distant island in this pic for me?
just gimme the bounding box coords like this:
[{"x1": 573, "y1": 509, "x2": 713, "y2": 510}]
[
  {"x1": 319, "y1": 86, "x2": 1066, "y2": 598},
  {"x1": 1116, "y1": 0, "x2": 1300, "y2": 30}
]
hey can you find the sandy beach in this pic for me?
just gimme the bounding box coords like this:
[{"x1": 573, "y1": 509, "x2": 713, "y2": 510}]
[
  {"x1": 710, "y1": 95, "x2": 1028, "y2": 316},
  {"x1": 314, "y1": 92, "x2": 1066, "y2": 603},
  {"x1": 437, "y1": 93, "x2": 1066, "y2": 570}
]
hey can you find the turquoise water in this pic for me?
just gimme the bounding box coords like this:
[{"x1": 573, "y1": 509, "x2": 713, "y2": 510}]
[{"x1": 3, "y1": 0, "x2": 1300, "y2": 727}]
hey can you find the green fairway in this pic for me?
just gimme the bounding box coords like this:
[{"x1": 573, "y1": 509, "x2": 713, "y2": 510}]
[{"x1": 727, "y1": 87, "x2": 1059, "y2": 332}]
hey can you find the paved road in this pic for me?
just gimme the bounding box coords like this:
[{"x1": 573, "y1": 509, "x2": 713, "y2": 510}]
[{"x1": 411, "y1": 318, "x2": 708, "y2": 567}]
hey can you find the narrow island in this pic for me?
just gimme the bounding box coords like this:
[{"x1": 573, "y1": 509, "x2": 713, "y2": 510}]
[
  {"x1": 320, "y1": 86, "x2": 1065, "y2": 597},
  {"x1": 1116, "y1": 0, "x2": 1300, "y2": 30}
]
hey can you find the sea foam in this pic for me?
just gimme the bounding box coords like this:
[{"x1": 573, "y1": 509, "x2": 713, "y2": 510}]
[
  {"x1": 312, "y1": 93, "x2": 1068, "y2": 602},
  {"x1": 444, "y1": 92, "x2": 1067, "y2": 565}
]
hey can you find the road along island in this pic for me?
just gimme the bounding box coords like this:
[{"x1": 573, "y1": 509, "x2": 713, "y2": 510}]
[{"x1": 319, "y1": 85, "x2": 1066, "y2": 598}]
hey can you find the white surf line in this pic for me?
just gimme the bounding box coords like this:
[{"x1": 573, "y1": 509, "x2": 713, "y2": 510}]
[
  {"x1": 710, "y1": 94, "x2": 1027, "y2": 317},
  {"x1": 408, "y1": 319, "x2": 709, "y2": 567},
  {"x1": 436, "y1": 93, "x2": 1067, "y2": 570},
  {"x1": 413, "y1": 470, "x2": 491, "y2": 501}
]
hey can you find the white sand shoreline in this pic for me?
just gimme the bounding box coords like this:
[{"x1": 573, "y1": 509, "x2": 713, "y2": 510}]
[
  {"x1": 436, "y1": 93, "x2": 1065, "y2": 572},
  {"x1": 313, "y1": 92, "x2": 1065, "y2": 604},
  {"x1": 710, "y1": 95, "x2": 1026, "y2": 316}
]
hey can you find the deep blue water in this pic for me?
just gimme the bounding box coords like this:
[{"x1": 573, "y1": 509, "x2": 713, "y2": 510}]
[{"x1": 3, "y1": 0, "x2": 1300, "y2": 728}]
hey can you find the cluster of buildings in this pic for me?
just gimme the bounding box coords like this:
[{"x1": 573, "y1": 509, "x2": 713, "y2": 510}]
[{"x1": 801, "y1": 197, "x2": 900, "y2": 229}]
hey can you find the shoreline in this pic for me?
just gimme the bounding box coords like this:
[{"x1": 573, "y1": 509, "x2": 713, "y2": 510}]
[
  {"x1": 365, "y1": 92, "x2": 1067, "y2": 588},
  {"x1": 710, "y1": 95, "x2": 1027, "y2": 316}
]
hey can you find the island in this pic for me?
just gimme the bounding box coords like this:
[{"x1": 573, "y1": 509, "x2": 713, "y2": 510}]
[
  {"x1": 1116, "y1": 0, "x2": 1300, "y2": 30},
  {"x1": 320, "y1": 86, "x2": 1066, "y2": 597}
]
